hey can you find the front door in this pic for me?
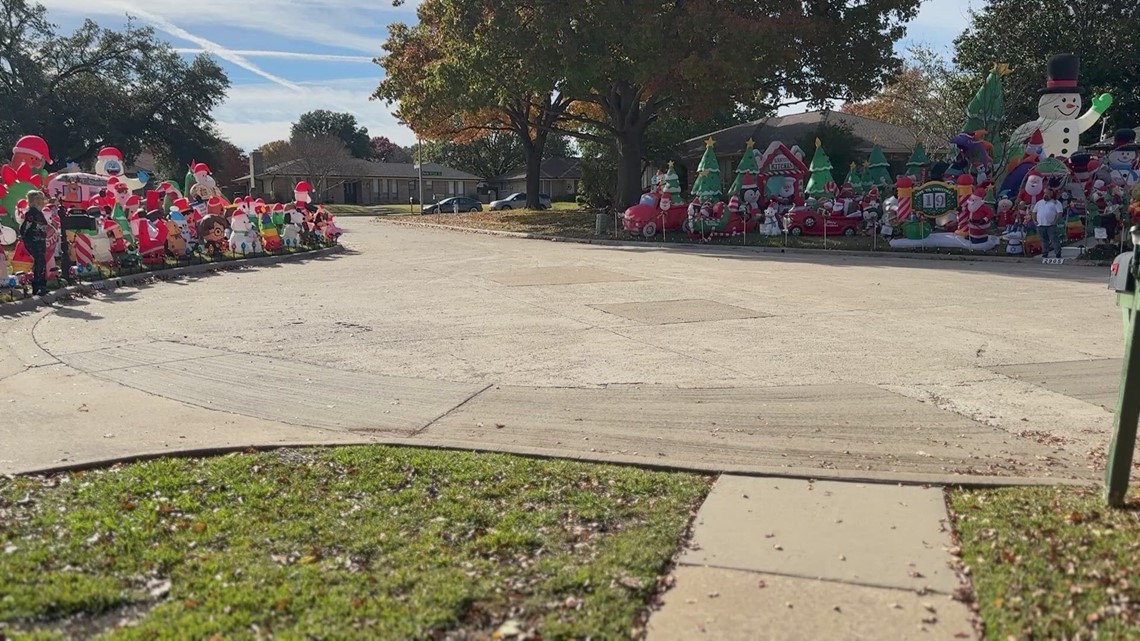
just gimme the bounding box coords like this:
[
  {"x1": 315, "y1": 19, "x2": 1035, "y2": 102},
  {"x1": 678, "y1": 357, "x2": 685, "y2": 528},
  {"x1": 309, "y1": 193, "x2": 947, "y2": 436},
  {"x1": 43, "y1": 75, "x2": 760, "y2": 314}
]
[{"x1": 344, "y1": 181, "x2": 360, "y2": 205}]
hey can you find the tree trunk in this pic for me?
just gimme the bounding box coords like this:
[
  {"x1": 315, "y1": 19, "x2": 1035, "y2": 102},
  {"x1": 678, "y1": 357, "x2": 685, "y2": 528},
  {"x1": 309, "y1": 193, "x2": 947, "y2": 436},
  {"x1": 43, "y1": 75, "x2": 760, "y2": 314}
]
[
  {"x1": 523, "y1": 142, "x2": 544, "y2": 209},
  {"x1": 615, "y1": 131, "x2": 647, "y2": 209}
]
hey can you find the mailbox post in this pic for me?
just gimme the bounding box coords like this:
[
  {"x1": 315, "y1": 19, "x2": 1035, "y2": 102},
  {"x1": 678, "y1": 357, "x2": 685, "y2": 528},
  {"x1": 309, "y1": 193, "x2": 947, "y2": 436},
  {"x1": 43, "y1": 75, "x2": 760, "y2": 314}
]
[{"x1": 1106, "y1": 225, "x2": 1140, "y2": 506}]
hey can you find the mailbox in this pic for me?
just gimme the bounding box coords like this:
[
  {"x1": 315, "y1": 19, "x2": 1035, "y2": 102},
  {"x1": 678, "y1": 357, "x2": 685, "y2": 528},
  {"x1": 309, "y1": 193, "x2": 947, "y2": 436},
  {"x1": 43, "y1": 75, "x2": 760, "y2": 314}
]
[{"x1": 1110, "y1": 251, "x2": 1135, "y2": 293}]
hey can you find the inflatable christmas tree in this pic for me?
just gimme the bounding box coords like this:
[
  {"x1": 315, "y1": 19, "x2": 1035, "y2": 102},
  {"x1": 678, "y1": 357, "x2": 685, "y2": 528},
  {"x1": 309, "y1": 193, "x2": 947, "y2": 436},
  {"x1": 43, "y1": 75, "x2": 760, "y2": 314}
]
[
  {"x1": 867, "y1": 144, "x2": 892, "y2": 188},
  {"x1": 805, "y1": 138, "x2": 835, "y2": 197},
  {"x1": 905, "y1": 143, "x2": 929, "y2": 182},
  {"x1": 843, "y1": 162, "x2": 863, "y2": 193},
  {"x1": 728, "y1": 138, "x2": 761, "y2": 195},
  {"x1": 962, "y1": 63, "x2": 1007, "y2": 162},
  {"x1": 691, "y1": 138, "x2": 723, "y2": 202},
  {"x1": 663, "y1": 162, "x2": 682, "y2": 201}
]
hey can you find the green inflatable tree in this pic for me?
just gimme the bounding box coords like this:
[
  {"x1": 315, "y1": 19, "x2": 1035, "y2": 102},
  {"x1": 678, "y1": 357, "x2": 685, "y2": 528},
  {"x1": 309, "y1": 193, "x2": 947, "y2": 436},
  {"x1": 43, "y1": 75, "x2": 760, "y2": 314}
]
[
  {"x1": 843, "y1": 162, "x2": 862, "y2": 192},
  {"x1": 663, "y1": 162, "x2": 682, "y2": 201},
  {"x1": 905, "y1": 143, "x2": 929, "y2": 181},
  {"x1": 867, "y1": 145, "x2": 892, "y2": 188},
  {"x1": 962, "y1": 64, "x2": 1006, "y2": 147},
  {"x1": 691, "y1": 138, "x2": 723, "y2": 202},
  {"x1": 805, "y1": 138, "x2": 835, "y2": 197},
  {"x1": 728, "y1": 138, "x2": 760, "y2": 195}
]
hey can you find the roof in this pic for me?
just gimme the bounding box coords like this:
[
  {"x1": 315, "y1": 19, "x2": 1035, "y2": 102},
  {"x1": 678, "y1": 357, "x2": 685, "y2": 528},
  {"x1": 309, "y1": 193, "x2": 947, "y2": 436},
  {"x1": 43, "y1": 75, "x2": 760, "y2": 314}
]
[
  {"x1": 238, "y1": 158, "x2": 481, "y2": 182},
  {"x1": 681, "y1": 111, "x2": 917, "y2": 159},
  {"x1": 496, "y1": 157, "x2": 581, "y2": 182}
]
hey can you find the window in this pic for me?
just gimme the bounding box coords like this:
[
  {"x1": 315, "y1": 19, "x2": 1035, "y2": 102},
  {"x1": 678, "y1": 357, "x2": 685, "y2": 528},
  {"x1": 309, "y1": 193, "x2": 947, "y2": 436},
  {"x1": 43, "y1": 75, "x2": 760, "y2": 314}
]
[
  {"x1": 388, "y1": 179, "x2": 396, "y2": 198},
  {"x1": 448, "y1": 181, "x2": 456, "y2": 195},
  {"x1": 373, "y1": 178, "x2": 380, "y2": 196}
]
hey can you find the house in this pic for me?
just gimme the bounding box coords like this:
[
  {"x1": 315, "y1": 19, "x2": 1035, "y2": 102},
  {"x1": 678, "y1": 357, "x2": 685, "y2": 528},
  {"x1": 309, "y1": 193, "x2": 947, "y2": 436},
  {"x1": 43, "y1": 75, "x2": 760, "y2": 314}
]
[
  {"x1": 673, "y1": 111, "x2": 919, "y2": 188},
  {"x1": 492, "y1": 157, "x2": 581, "y2": 201},
  {"x1": 239, "y1": 156, "x2": 482, "y2": 205}
]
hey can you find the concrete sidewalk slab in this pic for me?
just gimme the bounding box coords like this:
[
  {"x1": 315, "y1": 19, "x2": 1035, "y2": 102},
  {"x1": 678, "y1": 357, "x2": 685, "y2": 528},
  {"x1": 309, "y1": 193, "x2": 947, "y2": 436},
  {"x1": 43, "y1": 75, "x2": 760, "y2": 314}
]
[
  {"x1": 58, "y1": 342, "x2": 486, "y2": 434},
  {"x1": 680, "y1": 476, "x2": 959, "y2": 593},
  {"x1": 589, "y1": 299, "x2": 768, "y2": 325},
  {"x1": 646, "y1": 567, "x2": 974, "y2": 641},
  {"x1": 419, "y1": 384, "x2": 1085, "y2": 480},
  {"x1": 990, "y1": 358, "x2": 1120, "y2": 411}
]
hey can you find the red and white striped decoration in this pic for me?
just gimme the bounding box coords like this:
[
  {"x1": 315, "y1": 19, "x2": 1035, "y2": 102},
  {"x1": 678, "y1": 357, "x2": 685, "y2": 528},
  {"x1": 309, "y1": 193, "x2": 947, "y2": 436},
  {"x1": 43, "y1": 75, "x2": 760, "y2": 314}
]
[{"x1": 73, "y1": 233, "x2": 94, "y2": 267}]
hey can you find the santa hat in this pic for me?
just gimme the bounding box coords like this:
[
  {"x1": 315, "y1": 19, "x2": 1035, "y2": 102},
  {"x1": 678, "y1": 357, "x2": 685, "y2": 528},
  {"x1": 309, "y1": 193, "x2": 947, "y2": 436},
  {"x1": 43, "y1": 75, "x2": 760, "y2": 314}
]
[
  {"x1": 207, "y1": 196, "x2": 224, "y2": 208},
  {"x1": 866, "y1": 187, "x2": 879, "y2": 200},
  {"x1": 97, "y1": 146, "x2": 123, "y2": 160},
  {"x1": 741, "y1": 172, "x2": 758, "y2": 191},
  {"x1": 105, "y1": 176, "x2": 120, "y2": 187},
  {"x1": 1027, "y1": 129, "x2": 1044, "y2": 152},
  {"x1": 172, "y1": 197, "x2": 190, "y2": 211},
  {"x1": 294, "y1": 181, "x2": 312, "y2": 193},
  {"x1": 192, "y1": 162, "x2": 211, "y2": 175},
  {"x1": 971, "y1": 187, "x2": 987, "y2": 199},
  {"x1": 273, "y1": 203, "x2": 284, "y2": 212},
  {"x1": 12, "y1": 135, "x2": 51, "y2": 164},
  {"x1": 125, "y1": 195, "x2": 140, "y2": 208}
]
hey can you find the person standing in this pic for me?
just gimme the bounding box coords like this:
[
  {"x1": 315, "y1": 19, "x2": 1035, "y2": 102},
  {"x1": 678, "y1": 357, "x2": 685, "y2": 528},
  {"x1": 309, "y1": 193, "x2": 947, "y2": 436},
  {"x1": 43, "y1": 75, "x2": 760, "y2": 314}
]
[
  {"x1": 1033, "y1": 189, "x2": 1064, "y2": 259},
  {"x1": 19, "y1": 190, "x2": 51, "y2": 295}
]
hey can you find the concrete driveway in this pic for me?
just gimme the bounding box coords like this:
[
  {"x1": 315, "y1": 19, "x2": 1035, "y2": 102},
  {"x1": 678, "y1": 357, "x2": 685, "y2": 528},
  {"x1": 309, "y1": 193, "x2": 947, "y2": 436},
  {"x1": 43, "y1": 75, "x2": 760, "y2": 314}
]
[{"x1": 0, "y1": 220, "x2": 1121, "y2": 482}]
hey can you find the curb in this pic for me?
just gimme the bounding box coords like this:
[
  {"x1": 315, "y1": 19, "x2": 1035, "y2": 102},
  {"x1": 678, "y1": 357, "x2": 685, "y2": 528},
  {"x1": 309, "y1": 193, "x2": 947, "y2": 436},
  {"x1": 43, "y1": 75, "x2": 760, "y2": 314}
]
[
  {"x1": 377, "y1": 218, "x2": 1112, "y2": 267},
  {"x1": 0, "y1": 245, "x2": 345, "y2": 315},
  {"x1": 6, "y1": 439, "x2": 1097, "y2": 489}
]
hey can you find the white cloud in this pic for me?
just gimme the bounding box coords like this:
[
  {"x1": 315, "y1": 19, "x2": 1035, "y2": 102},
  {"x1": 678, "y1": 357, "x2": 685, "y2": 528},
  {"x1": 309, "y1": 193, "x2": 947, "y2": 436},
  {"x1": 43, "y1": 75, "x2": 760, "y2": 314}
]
[
  {"x1": 37, "y1": 0, "x2": 410, "y2": 53},
  {"x1": 214, "y1": 78, "x2": 414, "y2": 151},
  {"x1": 174, "y1": 48, "x2": 374, "y2": 63}
]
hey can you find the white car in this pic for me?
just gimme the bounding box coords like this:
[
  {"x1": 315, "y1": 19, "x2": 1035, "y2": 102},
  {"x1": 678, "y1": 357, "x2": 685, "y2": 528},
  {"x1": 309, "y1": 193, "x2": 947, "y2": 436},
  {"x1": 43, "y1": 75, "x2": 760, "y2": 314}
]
[{"x1": 489, "y1": 192, "x2": 552, "y2": 211}]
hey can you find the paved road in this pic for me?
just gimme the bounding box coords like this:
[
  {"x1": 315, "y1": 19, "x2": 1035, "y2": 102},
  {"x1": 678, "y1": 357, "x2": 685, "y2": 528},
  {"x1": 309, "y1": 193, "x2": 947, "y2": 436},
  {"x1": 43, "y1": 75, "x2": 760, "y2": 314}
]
[{"x1": 1, "y1": 219, "x2": 1122, "y2": 481}]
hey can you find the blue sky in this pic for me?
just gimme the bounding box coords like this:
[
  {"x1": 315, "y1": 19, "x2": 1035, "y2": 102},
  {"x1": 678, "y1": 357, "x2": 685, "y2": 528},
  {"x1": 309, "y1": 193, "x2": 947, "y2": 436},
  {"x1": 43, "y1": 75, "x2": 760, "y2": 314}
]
[{"x1": 39, "y1": 0, "x2": 977, "y2": 152}]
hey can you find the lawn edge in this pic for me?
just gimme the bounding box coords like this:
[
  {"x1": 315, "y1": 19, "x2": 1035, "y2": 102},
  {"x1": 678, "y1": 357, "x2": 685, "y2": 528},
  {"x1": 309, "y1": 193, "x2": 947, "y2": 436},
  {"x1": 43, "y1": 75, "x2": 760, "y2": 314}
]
[
  {"x1": 376, "y1": 217, "x2": 1112, "y2": 267},
  {"x1": 5, "y1": 441, "x2": 1096, "y2": 489}
]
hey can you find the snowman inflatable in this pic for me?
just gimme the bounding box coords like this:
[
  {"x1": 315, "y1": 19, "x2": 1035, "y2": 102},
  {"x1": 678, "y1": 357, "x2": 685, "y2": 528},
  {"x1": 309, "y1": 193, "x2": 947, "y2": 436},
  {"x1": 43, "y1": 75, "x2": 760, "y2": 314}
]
[{"x1": 1010, "y1": 53, "x2": 1113, "y2": 159}]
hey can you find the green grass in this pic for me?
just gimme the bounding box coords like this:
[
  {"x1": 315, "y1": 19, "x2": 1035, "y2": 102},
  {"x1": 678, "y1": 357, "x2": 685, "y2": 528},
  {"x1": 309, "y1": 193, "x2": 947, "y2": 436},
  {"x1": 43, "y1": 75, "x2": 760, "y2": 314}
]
[
  {"x1": 326, "y1": 204, "x2": 409, "y2": 216},
  {"x1": 0, "y1": 447, "x2": 710, "y2": 640},
  {"x1": 950, "y1": 486, "x2": 1140, "y2": 640},
  {"x1": 389, "y1": 208, "x2": 1020, "y2": 255}
]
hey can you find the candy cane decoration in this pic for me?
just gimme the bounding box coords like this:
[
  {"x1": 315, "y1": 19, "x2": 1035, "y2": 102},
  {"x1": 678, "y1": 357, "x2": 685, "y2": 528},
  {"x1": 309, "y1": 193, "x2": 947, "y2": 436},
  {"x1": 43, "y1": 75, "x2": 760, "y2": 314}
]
[
  {"x1": 73, "y1": 232, "x2": 94, "y2": 268},
  {"x1": 895, "y1": 176, "x2": 914, "y2": 225},
  {"x1": 955, "y1": 175, "x2": 973, "y2": 234}
]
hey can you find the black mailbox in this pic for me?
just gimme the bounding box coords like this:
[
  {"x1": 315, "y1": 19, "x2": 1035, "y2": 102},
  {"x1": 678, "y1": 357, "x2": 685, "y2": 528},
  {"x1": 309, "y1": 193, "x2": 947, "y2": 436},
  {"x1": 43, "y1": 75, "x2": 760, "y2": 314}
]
[
  {"x1": 1111, "y1": 251, "x2": 1136, "y2": 293},
  {"x1": 62, "y1": 214, "x2": 98, "y2": 232}
]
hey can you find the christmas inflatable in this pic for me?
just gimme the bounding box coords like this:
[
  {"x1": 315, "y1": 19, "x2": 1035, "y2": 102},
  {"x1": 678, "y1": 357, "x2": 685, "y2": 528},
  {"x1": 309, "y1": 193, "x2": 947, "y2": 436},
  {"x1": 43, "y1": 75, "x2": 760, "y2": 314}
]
[{"x1": 1010, "y1": 53, "x2": 1112, "y2": 159}]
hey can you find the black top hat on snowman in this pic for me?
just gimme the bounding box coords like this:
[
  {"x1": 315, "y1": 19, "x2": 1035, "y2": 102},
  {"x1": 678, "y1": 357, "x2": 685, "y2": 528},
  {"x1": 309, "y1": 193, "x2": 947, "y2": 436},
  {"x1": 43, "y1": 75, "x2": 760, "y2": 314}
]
[
  {"x1": 1040, "y1": 53, "x2": 1085, "y2": 94},
  {"x1": 1112, "y1": 128, "x2": 1139, "y2": 152}
]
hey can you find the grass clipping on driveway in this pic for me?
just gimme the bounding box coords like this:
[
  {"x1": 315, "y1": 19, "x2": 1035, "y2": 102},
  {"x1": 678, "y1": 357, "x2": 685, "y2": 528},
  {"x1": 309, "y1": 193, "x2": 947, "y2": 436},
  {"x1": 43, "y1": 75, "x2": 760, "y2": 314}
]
[
  {"x1": 950, "y1": 486, "x2": 1140, "y2": 640},
  {"x1": 0, "y1": 447, "x2": 710, "y2": 640}
]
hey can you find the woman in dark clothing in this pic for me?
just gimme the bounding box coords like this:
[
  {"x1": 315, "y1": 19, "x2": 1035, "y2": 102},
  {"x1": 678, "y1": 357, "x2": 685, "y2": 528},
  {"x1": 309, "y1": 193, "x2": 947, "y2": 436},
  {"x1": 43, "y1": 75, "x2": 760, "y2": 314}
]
[{"x1": 19, "y1": 190, "x2": 51, "y2": 295}]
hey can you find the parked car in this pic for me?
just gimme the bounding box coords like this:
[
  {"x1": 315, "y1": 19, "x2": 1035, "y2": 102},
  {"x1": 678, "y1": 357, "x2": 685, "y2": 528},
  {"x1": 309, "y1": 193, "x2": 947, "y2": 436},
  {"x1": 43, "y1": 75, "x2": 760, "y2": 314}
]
[
  {"x1": 489, "y1": 192, "x2": 552, "y2": 210},
  {"x1": 422, "y1": 197, "x2": 483, "y2": 214}
]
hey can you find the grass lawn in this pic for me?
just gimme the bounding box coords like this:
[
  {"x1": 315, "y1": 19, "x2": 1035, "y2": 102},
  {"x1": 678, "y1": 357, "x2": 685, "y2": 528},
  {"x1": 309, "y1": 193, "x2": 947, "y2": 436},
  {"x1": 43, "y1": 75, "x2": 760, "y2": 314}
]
[
  {"x1": 390, "y1": 208, "x2": 1019, "y2": 256},
  {"x1": 326, "y1": 204, "x2": 410, "y2": 216},
  {"x1": 949, "y1": 486, "x2": 1140, "y2": 640},
  {"x1": 0, "y1": 447, "x2": 710, "y2": 640}
]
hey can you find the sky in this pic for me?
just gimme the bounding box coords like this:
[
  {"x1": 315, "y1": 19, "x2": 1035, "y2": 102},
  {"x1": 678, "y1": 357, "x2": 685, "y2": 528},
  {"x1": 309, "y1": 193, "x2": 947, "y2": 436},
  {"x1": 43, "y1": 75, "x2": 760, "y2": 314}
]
[{"x1": 38, "y1": 0, "x2": 977, "y2": 152}]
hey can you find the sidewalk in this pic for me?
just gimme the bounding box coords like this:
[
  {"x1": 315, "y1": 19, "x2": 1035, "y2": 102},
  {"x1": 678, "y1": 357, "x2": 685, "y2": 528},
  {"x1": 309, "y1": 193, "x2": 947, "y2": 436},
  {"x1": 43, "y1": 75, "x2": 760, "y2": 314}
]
[{"x1": 646, "y1": 476, "x2": 976, "y2": 640}]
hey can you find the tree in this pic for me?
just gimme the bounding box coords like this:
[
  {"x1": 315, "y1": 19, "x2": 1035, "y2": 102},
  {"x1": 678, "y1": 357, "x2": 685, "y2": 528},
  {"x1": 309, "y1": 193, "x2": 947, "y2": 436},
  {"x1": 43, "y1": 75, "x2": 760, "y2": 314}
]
[
  {"x1": 256, "y1": 140, "x2": 293, "y2": 167},
  {"x1": 375, "y1": 1, "x2": 572, "y2": 209},
  {"x1": 805, "y1": 139, "x2": 836, "y2": 197},
  {"x1": 211, "y1": 139, "x2": 249, "y2": 189},
  {"x1": 0, "y1": 0, "x2": 229, "y2": 168},
  {"x1": 663, "y1": 162, "x2": 682, "y2": 201},
  {"x1": 906, "y1": 143, "x2": 930, "y2": 181},
  {"x1": 841, "y1": 46, "x2": 974, "y2": 154},
  {"x1": 291, "y1": 110, "x2": 372, "y2": 159},
  {"x1": 691, "y1": 138, "x2": 722, "y2": 203},
  {"x1": 369, "y1": 136, "x2": 405, "y2": 162},
  {"x1": 546, "y1": 0, "x2": 922, "y2": 207},
  {"x1": 284, "y1": 134, "x2": 352, "y2": 201},
  {"x1": 954, "y1": 0, "x2": 1140, "y2": 142}
]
